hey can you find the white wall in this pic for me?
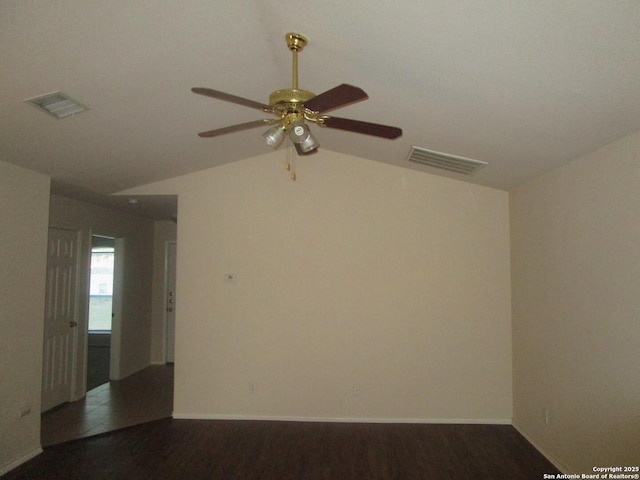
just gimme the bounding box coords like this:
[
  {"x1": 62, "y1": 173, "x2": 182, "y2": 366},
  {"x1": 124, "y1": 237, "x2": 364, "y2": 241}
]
[
  {"x1": 2, "y1": 130, "x2": 634, "y2": 474},
  {"x1": 511, "y1": 130, "x2": 640, "y2": 473},
  {"x1": 49, "y1": 194, "x2": 156, "y2": 381},
  {"x1": 0, "y1": 161, "x2": 50, "y2": 474},
  {"x1": 127, "y1": 149, "x2": 512, "y2": 422}
]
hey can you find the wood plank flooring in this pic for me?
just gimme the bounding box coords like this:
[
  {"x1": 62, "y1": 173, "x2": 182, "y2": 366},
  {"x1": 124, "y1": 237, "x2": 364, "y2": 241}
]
[{"x1": 4, "y1": 418, "x2": 559, "y2": 479}]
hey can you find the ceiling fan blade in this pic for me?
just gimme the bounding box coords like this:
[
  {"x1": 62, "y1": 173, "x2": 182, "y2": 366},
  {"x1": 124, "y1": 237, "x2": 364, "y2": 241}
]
[
  {"x1": 319, "y1": 116, "x2": 402, "y2": 139},
  {"x1": 192, "y1": 87, "x2": 274, "y2": 113},
  {"x1": 197, "y1": 119, "x2": 280, "y2": 138},
  {"x1": 304, "y1": 84, "x2": 368, "y2": 114}
]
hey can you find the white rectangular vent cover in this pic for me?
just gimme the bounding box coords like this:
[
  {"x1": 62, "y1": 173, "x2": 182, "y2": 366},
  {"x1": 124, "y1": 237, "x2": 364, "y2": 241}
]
[
  {"x1": 407, "y1": 146, "x2": 487, "y2": 175},
  {"x1": 25, "y1": 91, "x2": 87, "y2": 118}
]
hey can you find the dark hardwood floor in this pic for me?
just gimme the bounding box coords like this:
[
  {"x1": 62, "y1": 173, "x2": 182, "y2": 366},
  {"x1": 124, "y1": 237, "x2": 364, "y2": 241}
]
[{"x1": 4, "y1": 419, "x2": 559, "y2": 479}]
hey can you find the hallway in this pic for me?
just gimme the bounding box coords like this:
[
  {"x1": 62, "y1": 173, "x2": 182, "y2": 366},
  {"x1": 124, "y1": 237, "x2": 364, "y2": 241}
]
[{"x1": 41, "y1": 364, "x2": 173, "y2": 447}]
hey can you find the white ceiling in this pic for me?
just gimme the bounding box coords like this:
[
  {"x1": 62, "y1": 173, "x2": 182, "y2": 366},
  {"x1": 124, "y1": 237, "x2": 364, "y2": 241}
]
[{"x1": 2, "y1": 1, "x2": 640, "y2": 215}]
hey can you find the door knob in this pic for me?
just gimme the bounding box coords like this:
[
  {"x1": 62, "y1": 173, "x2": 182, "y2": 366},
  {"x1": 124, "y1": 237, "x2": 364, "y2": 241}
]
[{"x1": 69, "y1": 321, "x2": 78, "y2": 328}]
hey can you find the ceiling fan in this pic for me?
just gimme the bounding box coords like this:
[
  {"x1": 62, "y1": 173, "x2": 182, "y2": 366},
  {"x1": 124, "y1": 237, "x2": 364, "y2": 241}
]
[{"x1": 192, "y1": 33, "x2": 402, "y2": 164}]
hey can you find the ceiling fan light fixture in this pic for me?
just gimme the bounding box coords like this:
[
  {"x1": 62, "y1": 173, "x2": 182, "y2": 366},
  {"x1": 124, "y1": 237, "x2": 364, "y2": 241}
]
[
  {"x1": 299, "y1": 133, "x2": 319, "y2": 153},
  {"x1": 289, "y1": 122, "x2": 319, "y2": 153},
  {"x1": 263, "y1": 124, "x2": 287, "y2": 149}
]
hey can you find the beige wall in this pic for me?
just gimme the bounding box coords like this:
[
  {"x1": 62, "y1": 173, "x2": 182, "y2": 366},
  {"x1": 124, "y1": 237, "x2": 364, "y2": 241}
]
[
  {"x1": 0, "y1": 161, "x2": 50, "y2": 474},
  {"x1": 49, "y1": 194, "x2": 156, "y2": 382},
  {"x1": 1, "y1": 129, "x2": 634, "y2": 473},
  {"x1": 150, "y1": 221, "x2": 178, "y2": 363},
  {"x1": 511, "y1": 130, "x2": 640, "y2": 472},
  {"x1": 127, "y1": 150, "x2": 512, "y2": 422}
]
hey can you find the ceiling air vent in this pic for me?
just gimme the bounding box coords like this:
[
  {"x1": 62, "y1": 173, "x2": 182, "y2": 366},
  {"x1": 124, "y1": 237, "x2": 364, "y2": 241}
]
[
  {"x1": 25, "y1": 91, "x2": 87, "y2": 118},
  {"x1": 406, "y1": 146, "x2": 487, "y2": 175}
]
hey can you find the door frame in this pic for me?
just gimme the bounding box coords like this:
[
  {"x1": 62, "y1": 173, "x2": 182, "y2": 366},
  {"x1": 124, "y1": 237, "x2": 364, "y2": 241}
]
[
  {"x1": 43, "y1": 226, "x2": 128, "y2": 403},
  {"x1": 164, "y1": 241, "x2": 177, "y2": 363},
  {"x1": 109, "y1": 237, "x2": 125, "y2": 380},
  {"x1": 86, "y1": 233, "x2": 125, "y2": 382}
]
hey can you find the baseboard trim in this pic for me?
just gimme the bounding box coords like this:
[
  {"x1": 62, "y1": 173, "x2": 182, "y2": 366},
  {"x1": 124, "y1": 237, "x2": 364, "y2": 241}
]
[
  {"x1": 0, "y1": 447, "x2": 43, "y2": 477},
  {"x1": 512, "y1": 421, "x2": 569, "y2": 474},
  {"x1": 172, "y1": 413, "x2": 512, "y2": 425}
]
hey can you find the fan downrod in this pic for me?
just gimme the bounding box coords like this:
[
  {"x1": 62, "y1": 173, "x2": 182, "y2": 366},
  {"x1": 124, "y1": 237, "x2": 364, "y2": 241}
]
[{"x1": 269, "y1": 32, "x2": 315, "y2": 109}]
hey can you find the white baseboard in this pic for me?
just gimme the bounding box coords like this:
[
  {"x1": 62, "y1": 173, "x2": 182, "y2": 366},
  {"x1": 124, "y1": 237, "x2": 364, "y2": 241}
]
[
  {"x1": 0, "y1": 447, "x2": 43, "y2": 477},
  {"x1": 512, "y1": 421, "x2": 569, "y2": 474},
  {"x1": 172, "y1": 413, "x2": 512, "y2": 425}
]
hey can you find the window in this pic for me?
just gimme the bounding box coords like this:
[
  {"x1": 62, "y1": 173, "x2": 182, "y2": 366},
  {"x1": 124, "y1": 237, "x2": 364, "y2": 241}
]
[{"x1": 88, "y1": 245, "x2": 114, "y2": 332}]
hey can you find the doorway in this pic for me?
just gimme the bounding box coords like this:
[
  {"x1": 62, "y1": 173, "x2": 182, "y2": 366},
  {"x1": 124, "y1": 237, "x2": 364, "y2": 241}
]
[
  {"x1": 41, "y1": 196, "x2": 177, "y2": 444},
  {"x1": 165, "y1": 241, "x2": 177, "y2": 363},
  {"x1": 86, "y1": 236, "x2": 115, "y2": 390}
]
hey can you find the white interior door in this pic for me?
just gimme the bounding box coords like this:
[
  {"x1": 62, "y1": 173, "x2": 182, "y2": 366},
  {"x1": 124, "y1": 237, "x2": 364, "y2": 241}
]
[
  {"x1": 42, "y1": 228, "x2": 80, "y2": 412},
  {"x1": 165, "y1": 242, "x2": 177, "y2": 363}
]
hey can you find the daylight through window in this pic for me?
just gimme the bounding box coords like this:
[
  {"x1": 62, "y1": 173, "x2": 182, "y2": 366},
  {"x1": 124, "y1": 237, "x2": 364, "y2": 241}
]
[{"x1": 88, "y1": 246, "x2": 114, "y2": 332}]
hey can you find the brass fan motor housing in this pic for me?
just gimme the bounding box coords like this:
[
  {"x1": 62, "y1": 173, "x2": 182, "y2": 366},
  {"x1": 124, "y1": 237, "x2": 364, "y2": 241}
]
[{"x1": 269, "y1": 88, "x2": 316, "y2": 109}]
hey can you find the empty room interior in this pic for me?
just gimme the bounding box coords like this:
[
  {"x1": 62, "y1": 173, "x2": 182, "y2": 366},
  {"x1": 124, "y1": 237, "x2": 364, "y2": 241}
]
[{"x1": 1, "y1": 1, "x2": 639, "y2": 478}]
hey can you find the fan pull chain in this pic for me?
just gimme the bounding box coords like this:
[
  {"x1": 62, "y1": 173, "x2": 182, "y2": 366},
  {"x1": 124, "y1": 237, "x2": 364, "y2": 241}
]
[
  {"x1": 290, "y1": 153, "x2": 296, "y2": 181},
  {"x1": 285, "y1": 140, "x2": 296, "y2": 181},
  {"x1": 285, "y1": 140, "x2": 291, "y2": 171}
]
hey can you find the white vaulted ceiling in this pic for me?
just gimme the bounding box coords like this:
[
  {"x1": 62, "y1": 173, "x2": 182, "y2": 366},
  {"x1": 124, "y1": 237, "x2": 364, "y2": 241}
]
[{"x1": 2, "y1": 1, "x2": 640, "y2": 209}]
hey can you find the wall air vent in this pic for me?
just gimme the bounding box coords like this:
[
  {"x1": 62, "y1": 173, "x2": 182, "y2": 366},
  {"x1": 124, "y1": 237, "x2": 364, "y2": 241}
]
[
  {"x1": 25, "y1": 91, "x2": 87, "y2": 119},
  {"x1": 406, "y1": 146, "x2": 487, "y2": 175}
]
